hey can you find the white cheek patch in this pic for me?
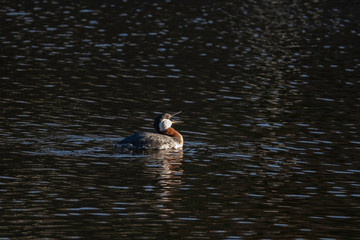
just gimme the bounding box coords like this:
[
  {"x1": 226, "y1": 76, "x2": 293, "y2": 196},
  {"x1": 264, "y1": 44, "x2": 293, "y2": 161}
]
[{"x1": 159, "y1": 119, "x2": 172, "y2": 131}]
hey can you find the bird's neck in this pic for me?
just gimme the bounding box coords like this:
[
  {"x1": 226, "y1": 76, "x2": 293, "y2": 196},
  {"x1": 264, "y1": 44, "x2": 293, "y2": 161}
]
[{"x1": 161, "y1": 127, "x2": 183, "y2": 145}]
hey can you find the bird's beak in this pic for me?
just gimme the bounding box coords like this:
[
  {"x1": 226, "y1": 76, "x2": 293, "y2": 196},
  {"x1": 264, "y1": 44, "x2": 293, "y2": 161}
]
[
  {"x1": 170, "y1": 111, "x2": 182, "y2": 124},
  {"x1": 171, "y1": 120, "x2": 183, "y2": 124},
  {"x1": 170, "y1": 111, "x2": 182, "y2": 118}
]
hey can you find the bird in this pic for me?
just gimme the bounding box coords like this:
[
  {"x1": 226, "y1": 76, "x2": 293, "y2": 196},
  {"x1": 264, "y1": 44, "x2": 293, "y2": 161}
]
[{"x1": 115, "y1": 112, "x2": 183, "y2": 150}]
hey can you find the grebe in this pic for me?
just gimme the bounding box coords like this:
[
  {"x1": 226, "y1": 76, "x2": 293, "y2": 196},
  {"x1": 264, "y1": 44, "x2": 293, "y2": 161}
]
[{"x1": 115, "y1": 112, "x2": 183, "y2": 150}]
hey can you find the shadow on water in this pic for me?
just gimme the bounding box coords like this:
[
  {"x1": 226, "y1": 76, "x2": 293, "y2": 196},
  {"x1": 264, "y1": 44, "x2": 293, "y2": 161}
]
[{"x1": 1, "y1": 0, "x2": 360, "y2": 239}]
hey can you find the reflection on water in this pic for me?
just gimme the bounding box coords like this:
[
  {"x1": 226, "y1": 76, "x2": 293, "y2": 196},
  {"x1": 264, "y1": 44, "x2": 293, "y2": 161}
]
[{"x1": 1, "y1": 0, "x2": 360, "y2": 239}]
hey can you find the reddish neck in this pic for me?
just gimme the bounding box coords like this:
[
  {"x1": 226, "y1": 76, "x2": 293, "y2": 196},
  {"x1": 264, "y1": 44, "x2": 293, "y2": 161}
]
[{"x1": 160, "y1": 127, "x2": 183, "y2": 144}]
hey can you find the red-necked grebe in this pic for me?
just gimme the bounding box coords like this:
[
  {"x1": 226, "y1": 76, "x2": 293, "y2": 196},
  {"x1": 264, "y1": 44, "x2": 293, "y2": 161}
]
[{"x1": 115, "y1": 112, "x2": 183, "y2": 150}]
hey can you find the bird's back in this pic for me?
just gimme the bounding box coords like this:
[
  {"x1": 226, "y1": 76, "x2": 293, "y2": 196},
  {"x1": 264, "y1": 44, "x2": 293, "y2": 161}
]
[{"x1": 115, "y1": 132, "x2": 182, "y2": 150}]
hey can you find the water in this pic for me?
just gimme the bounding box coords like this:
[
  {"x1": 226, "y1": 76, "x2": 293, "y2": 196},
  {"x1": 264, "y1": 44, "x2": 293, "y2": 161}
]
[{"x1": 1, "y1": 0, "x2": 360, "y2": 239}]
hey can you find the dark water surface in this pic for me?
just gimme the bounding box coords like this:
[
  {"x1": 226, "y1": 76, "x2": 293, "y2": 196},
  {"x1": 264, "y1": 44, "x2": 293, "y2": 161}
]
[{"x1": 1, "y1": 0, "x2": 360, "y2": 239}]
